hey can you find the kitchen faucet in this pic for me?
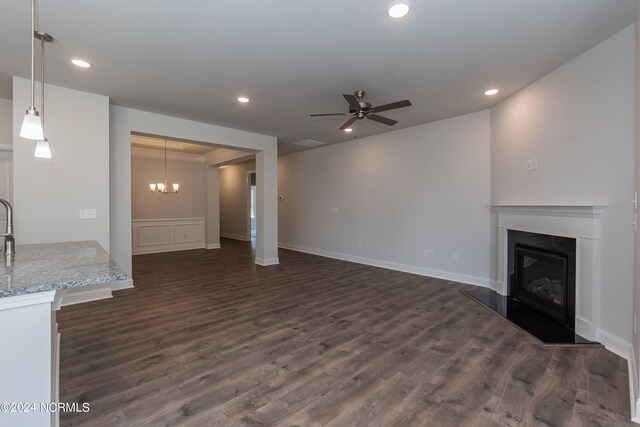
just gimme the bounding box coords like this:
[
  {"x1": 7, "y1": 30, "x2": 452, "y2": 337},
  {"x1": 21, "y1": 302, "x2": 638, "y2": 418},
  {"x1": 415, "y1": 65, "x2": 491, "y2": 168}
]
[{"x1": 0, "y1": 198, "x2": 15, "y2": 258}]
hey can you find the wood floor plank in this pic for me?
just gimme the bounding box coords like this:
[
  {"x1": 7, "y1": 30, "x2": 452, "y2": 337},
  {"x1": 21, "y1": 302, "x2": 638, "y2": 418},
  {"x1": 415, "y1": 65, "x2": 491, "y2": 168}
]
[{"x1": 57, "y1": 239, "x2": 634, "y2": 426}]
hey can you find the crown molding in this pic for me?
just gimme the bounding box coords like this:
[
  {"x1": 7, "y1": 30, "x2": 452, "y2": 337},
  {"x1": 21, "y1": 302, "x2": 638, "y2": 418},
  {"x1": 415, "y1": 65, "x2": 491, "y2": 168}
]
[{"x1": 131, "y1": 146, "x2": 204, "y2": 163}]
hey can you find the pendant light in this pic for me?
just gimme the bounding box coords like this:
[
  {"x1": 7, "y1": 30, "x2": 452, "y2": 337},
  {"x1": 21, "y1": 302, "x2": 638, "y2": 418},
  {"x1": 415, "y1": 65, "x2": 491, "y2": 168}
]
[
  {"x1": 149, "y1": 139, "x2": 179, "y2": 194},
  {"x1": 34, "y1": 31, "x2": 52, "y2": 158},
  {"x1": 20, "y1": 0, "x2": 44, "y2": 140}
]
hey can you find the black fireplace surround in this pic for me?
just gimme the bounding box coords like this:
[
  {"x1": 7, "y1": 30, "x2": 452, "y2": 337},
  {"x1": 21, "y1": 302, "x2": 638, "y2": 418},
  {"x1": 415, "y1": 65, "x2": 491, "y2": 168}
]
[{"x1": 508, "y1": 230, "x2": 576, "y2": 330}]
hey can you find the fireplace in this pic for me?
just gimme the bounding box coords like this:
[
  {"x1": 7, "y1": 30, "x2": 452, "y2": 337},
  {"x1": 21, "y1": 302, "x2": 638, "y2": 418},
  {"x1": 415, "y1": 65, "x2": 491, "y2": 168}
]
[{"x1": 508, "y1": 230, "x2": 576, "y2": 330}]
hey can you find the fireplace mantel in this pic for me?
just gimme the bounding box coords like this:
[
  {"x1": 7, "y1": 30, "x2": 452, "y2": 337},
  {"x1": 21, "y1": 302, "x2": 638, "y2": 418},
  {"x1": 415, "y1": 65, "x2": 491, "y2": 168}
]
[{"x1": 492, "y1": 204, "x2": 608, "y2": 340}]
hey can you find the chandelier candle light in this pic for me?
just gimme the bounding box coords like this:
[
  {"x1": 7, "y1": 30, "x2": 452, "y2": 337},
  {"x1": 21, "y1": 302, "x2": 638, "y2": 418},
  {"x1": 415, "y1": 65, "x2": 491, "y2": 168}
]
[
  {"x1": 34, "y1": 31, "x2": 52, "y2": 158},
  {"x1": 20, "y1": 0, "x2": 45, "y2": 140},
  {"x1": 149, "y1": 139, "x2": 179, "y2": 194}
]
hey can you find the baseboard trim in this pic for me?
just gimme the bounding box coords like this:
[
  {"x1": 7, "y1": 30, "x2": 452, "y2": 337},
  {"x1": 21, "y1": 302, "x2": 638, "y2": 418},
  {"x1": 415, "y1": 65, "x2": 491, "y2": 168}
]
[
  {"x1": 255, "y1": 257, "x2": 280, "y2": 266},
  {"x1": 111, "y1": 278, "x2": 134, "y2": 291},
  {"x1": 133, "y1": 244, "x2": 204, "y2": 255},
  {"x1": 220, "y1": 233, "x2": 250, "y2": 242},
  {"x1": 61, "y1": 279, "x2": 133, "y2": 307},
  {"x1": 596, "y1": 329, "x2": 632, "y2": 360},
  {"x1": 61, "y1": 288, "x2": 112, "y2": 306},
  {"x1": 278, "y1": 242, "x2": 491, "y2": 288},
  {"x1": 206, "y1": 243, "x2": 221, "y2": 249},
  {"x1": 629, "y1": 345, "x2": 639, "y2": 424}
]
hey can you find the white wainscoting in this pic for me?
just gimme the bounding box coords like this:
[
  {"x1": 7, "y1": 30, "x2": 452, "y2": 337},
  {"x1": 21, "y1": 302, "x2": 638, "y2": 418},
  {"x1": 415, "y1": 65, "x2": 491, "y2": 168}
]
[{"x1": 132, "y1": 218, "x2": 205, "y2": 255}]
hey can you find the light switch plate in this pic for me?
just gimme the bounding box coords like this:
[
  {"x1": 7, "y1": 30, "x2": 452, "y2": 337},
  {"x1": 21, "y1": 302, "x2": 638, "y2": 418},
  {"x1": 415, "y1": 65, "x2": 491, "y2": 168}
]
[{"x1": 79, "y1": 208, "x2": 97, "y2": 219}]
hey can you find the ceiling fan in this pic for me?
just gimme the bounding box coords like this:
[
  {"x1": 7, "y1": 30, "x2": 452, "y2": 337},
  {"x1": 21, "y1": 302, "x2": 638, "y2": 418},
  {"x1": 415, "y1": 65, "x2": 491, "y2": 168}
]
[{"x1": 310, "y1": 90, "x2": 411, "y2": 131}]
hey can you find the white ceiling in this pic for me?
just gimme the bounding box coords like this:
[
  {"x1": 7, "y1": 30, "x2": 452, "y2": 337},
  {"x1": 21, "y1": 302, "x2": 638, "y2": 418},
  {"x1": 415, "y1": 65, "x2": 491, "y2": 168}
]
[{"x1": 0, "y1": 0, "x2": 635, "y2": 154}]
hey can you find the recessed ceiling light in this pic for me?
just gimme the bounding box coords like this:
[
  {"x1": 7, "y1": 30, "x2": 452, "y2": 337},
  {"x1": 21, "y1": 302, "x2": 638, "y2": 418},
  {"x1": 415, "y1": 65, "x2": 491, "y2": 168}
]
[
  {"x1": 71, "y1": 58, "x2": 91, "y2": 68},
  {"x1": 484, "y1": 88, "x2": 499, "y2": 96},
  {"x1": 237, "y1": 96, "x2": 250, "y2": 103},
  {"x1": 387, "y1": 1, "x2": 410, "y2": 18},
  {"x1": 344, "y1": 128, "x2": 353, "y2": 133}
]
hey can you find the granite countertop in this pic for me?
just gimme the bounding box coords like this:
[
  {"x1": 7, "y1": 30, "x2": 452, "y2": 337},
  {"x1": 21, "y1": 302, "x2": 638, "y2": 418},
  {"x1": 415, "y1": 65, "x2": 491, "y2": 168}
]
[{"x1": 0, "y1": 241, "x2": 127, "y2": 298}]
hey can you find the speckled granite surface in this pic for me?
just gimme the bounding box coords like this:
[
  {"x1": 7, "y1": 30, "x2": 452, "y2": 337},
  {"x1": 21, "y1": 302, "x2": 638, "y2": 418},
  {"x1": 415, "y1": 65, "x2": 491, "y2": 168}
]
[{"x1": 0, "y1": 241, "x2": 127, "y2": 298}]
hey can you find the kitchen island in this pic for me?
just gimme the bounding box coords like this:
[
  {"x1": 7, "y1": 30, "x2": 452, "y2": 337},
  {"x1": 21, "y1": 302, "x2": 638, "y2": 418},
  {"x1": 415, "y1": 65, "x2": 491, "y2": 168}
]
[{"x1": 0, "y1": 241, "x2": 129, "y2": 427}]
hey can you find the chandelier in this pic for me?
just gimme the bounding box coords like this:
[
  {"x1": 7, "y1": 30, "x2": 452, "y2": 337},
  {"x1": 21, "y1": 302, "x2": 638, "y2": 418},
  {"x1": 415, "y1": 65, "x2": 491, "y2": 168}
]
[{"x1": 149, "y1": 139, "x2": 179, "y2": 194}]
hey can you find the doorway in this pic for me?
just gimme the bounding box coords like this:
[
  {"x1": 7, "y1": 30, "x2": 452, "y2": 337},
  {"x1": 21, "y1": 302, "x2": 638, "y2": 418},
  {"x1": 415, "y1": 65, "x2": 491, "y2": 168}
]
[{"x1": 248, "y1": 171, "x2": 256, "y2": 240}]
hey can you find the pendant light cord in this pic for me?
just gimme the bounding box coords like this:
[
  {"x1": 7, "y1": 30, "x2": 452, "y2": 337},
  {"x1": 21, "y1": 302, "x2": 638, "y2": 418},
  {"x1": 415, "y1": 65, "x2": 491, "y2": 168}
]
[
  {"x1": 30, "y1": 0, "x2": 36, "y2": 109},
  {"x1": 40, "y1": 37, "x2": 45, "y2": 133}
]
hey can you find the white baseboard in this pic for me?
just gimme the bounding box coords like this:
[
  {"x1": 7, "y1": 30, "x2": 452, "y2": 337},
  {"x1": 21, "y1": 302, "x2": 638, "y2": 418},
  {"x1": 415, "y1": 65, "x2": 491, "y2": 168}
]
[
  {"x1": 206, "y1": 243, "x2": 221, "y2": 249},
  {"x1": 629, "y1": 345, "x2": 640, "y2": 424},
  {"x1": 111, "y1": 278, "x2": 134, "y2": 291},
  {"x1": 489, "y1": 280, "x2": 499, "y2": 291},
  {"x1": 61, "y1": 287, "x2": 112, "y2": 306},
  {"x1": 220, "y1": 233, "x2": 250, "y2": 242},
  {"x1": 61, "y1": 279, "x2": 134, "y2": 307},
  {"x1": 255, "y1": 257, "x2": 280, "y2": 266},
  {"x1": 596, "y1": 329, "x2": 632, "y2": 360},
  {"x1": 133, "y1": 243, "x2": 204, "y2": 255},
  {"x1": 278, "y1": 242, "x2": 491, "y2": 288}
]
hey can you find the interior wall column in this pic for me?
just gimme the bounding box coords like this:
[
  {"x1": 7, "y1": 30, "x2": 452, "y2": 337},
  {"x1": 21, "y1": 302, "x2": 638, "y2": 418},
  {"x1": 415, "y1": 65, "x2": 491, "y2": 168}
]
[
  {"x1": 205, "y1": 165, "x2": 220, "y2": 249},
  {"x1": 255, "y1": 149, "x2": 279, "y2": 265},
  {"x1": 633, "y1": 1, "x2": 640, "y2": 418}
]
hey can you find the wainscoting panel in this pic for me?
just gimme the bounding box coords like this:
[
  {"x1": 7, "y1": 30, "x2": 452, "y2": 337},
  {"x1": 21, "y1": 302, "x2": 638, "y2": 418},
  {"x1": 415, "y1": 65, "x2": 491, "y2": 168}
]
[{"x1": 132, "y1": 218, "x2": 204, "y2": 255}]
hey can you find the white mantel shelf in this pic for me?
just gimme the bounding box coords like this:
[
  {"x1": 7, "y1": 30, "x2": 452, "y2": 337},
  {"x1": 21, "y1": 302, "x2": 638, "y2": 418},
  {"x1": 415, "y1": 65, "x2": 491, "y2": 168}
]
[{"x1": 490, "y1": 205, "x2": 608, "y2": 218}]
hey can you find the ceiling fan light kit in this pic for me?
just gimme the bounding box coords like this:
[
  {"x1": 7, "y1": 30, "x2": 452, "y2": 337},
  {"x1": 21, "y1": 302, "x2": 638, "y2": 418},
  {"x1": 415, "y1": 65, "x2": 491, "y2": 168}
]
[{"x1": 310, "y1": 90, "x2": 411, "y2": 132}]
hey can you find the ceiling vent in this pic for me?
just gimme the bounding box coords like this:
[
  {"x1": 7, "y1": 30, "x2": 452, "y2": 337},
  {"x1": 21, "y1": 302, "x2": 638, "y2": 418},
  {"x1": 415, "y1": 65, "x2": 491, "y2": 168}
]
[{"x1": 292, "y1": 139, "x2": 326, "y2": 148}]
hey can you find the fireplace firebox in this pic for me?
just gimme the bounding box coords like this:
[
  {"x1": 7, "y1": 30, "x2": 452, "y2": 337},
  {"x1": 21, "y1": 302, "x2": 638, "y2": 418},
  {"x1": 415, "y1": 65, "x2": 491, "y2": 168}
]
[{"x1": 508, "y1": 230, "x2": 576, "y2": 330}]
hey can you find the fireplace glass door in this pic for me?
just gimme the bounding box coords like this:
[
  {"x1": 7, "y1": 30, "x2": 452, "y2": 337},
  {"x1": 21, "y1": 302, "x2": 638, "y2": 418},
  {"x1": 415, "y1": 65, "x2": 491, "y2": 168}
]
[{"x1": 514, "y1": 244, "x2": 568, "y2": 325}]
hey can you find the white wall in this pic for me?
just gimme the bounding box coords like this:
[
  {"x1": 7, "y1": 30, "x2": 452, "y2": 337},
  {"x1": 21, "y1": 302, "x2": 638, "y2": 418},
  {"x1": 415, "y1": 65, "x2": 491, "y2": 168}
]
[
  {"x1": 491, "y1": 26, "x2": 635, "y2": 346},
  {"x1": 110, "y1": 105, "x2": 279, "y2": 276},
  {"x1": 205, "y1": 165, "x2": 220, "y2": 249},
  {"x1": 220, "y1": 161, "x2": 255, "y2": 240},
  {"x1": 0, "y1": 98, "x2": 11, "y2": 146},
  {"x1": 278, "y1": 110, "x2": 491, "y2": 286},
  {"x1": 131, "y1": 151, "x2": 205, "y2": 219},
  {"x1": 12, "y1": 77, "x2": 110, "y2": 249}
]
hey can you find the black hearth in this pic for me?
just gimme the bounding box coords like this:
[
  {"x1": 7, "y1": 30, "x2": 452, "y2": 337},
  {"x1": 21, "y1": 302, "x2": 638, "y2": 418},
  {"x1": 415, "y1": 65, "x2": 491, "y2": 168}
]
[{"x1": 508, "y1": 230, "x2": 576, "y2": 330}]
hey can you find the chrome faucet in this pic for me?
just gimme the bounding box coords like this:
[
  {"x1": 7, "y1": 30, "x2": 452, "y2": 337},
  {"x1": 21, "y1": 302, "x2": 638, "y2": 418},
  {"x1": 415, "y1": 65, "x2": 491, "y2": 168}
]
[{"x1": 0, "y1": 198, "x2": 15, "y2": 258}]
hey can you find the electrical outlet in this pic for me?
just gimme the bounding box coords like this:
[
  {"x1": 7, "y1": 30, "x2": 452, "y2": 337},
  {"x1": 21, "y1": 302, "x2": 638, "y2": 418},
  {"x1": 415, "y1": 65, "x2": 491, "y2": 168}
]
[
  {"x1": 531, "y1": 158, "x2": 538, "y2": 170},
  {"x1": 526, "y1": 160, "x2": 532, "y2": 171},
  {"x1": 79, "y1": 208, "x2": 96, "y2": 219},
  {"x1": 424, "y1": 249, "x2": 435, "y2": 258},
  {"x1": 452, "y1": 252, "x2": 459, "y2": 261}
]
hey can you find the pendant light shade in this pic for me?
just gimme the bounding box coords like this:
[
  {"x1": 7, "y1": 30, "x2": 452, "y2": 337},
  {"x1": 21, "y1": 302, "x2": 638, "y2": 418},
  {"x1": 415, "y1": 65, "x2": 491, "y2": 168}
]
[
  {"x1": 20, "y1": 109, "x2": 44, "y2": 140},
  {"x1": 21, "y1": 0, "x2": 44, "y2": 141},
  {"x1": 34, "y1": 139, "x2": 51, "y2": 158}
]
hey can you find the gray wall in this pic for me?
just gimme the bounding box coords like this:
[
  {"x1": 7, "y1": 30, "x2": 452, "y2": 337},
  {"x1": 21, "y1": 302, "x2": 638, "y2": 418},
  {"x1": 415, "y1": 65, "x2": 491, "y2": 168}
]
[
  {"x1": 131, "y1": 153, "x2": 205, "y2": 219},
  {"x1": 220, "y1": 161, "x2": 255, "y2": 240},
  {"x1": 491, "y1": 26, "x2": 635, "y2": 344},
  {"x1": 0, "y1": 98, "x2": 11, "y2": 146},
  {"x1": 278, "y1": 110, "x2": 491, "y2": 285},
  {"x1": 13, "y1": 78, "x2": 110, "y2": 249}
]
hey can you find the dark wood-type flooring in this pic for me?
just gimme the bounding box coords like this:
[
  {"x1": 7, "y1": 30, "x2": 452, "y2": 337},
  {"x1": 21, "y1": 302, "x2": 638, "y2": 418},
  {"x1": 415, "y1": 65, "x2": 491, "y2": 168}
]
[{"x1": 58, "y1": 239, "x2": 633, "y2": 426}]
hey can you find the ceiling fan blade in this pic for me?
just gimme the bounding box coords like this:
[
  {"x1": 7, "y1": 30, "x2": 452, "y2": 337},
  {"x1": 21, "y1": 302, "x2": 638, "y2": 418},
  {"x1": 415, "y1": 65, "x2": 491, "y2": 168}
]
[
  {"x1": 310, "y1": 113, "x2": 348, "y2": 117},
  {"x1": 339, "y1": 117, "x2": 357, "y2": 130},
  {"x1": 343, "y1": 94, "x2": 361, "y2": 110},
  {"x1": 367, "y1": 114, "x2": 397, "y2": 126},
  {"x1": 371, "y1": 100, "x2": 411, "y2": 113}
]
